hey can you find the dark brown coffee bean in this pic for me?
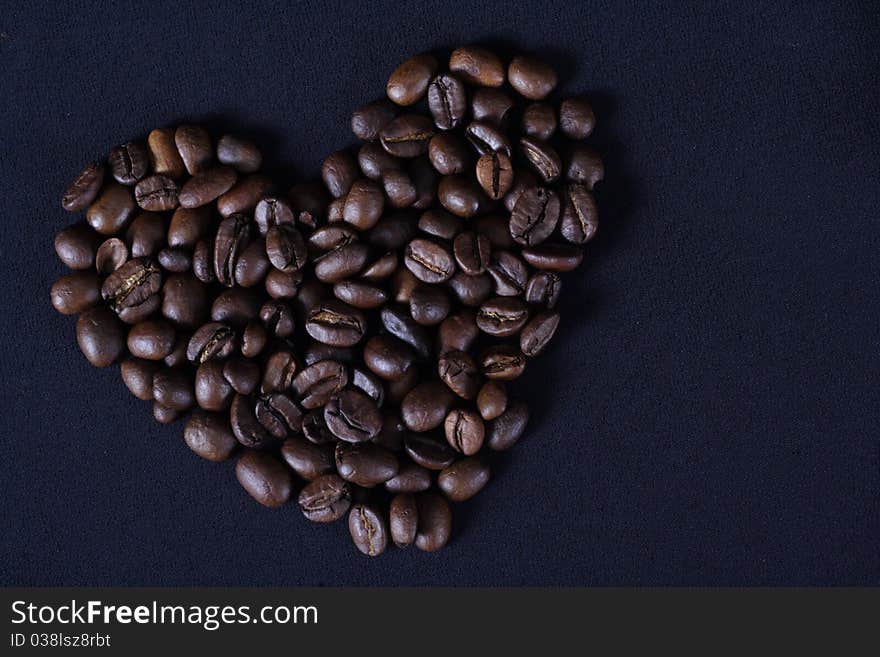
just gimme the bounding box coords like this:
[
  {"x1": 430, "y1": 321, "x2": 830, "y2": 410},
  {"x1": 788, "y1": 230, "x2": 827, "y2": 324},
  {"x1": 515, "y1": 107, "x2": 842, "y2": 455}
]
[
  {"x1": 108, "y1": 141, "x2": 148, "y2": 185},
  {"x1": 559, "y1": 97, "x2": 596, "y2": 139},
  {"x1": 86, "y1": 182, "x2": 135, "y2": 235},
  {"x1": 487, "y1": 250, "x2": 528, "y2": 296},
  {"x1": 451, "y1": 232, "x2": 490, "y2": 277},
  {"x1": 293, "y1": 360, "x2": 349, "y2": 409},
  {"x1": 415, "y1": 492, "x2": 452, "y2": 552},
  {"x1": 438, "y1": 350, "x2": 481, "y2": 399},
  {"x1": 409, "y1": 284, "x2": 450, "y2": 326},
  {"x1": 427, "y1": 73, "x2": 467, "y2": 130},
  {"x1": 385, "y1": 462, "x2": 432, "y2": 493},
  {"x1": 351, "y1": 98, "x2": 397, "y2": 141},
  {"x1": 521, "y1": 102, "x2": 558, "y2": 140},
  {"x1": 387, "y1": 53, "x2": 438, "y2": 106},
  {"x1": 404, "y1": 434, "x2": 456, "y2": 470},
  {"x1": 321, "y1": 150, "x2": 359, "y2": 198},
  {"x1": 281, "y1": 436, "x2": 334, "y2": 481},
  {"x1": 522, "y1": 243, "x2": 584, "y2": 272},
  {"x1": 379, "y1": 114, "x2": 434, "y2": 158},
  {"x1": 448, "y1": 271, "x2": 493, "y2": 307},
  {"x1": 62, "y1": 161, "x2": 105, "y2": 212},
  {"x1": 157, "y1": 247, "x2": 192, "y2": 273},
  {"x1": 230, "y1": 394, "x2": 276, "y2": 449},
  {"x1": 75, "y1": 306, "x2": 125, "y2": 367},
  {"x1": 50, "y1": 271, "x2": 101, "y2": 315},
  {"x1": 265, "y1": 269, "x2": 303, "y2": 299},
  {"x1": 217, "y1": 174, "x2": 272, "y2": 217},
  {"x1": 476, "y1": 380, "x2": 508, "y2": 420},
  {"x1": 348, "y1": 503, "x2": 389, "y2": 557},
  {"x1": 389, "y1": 493, "x2": 418, "y2": 547},
  {"x1": 560, "y1": 184, "x2": 599, "y2": 244},
  {"x1": 363, "y1": 334, "x2": 415, "y2": 382},
  {"x1": 223, "y1": 357, "x2": 260, "y2": 395},
  {"x1": 179, "y1": 166, "x2": 238, "y2": 208},
  {"x1": 503, "y1": 168, "x2": 540, "y2": 213},
  {"x1": 357, "y1": 141, "x2": 402, "y2": 180},
  {"x1": 314, "y1": 243, "x2": 371, "y2": 284},
  {"x1": 152, "y1": 367, "x2": 195, "y2": 411},
  {"x1": 380, "y1": 305, "x2": 432, "y2": 358},
  {"x1": 211, "y1": 288, "x2": 261, "y2": 326},
  {"x1": 254, "y1": 196, "x2": 295, "y2": 235},
  {"x1": 471, "y1": 88, "x2": 515, "y2": 126},
  {"x1": 438, "y1": 310, "x2": 479, "y2": 353},
  {"x1": 305, "y1": 300, "x2": 366, "y2": 347},
  {"x1": 101, "y1": 257, "x2": 162, "y2": 314},
  {"x1": 438, "y1": 457, "x2": 490, "y2": 502},
  {"x1": 127, "y1": 319, "x2": 175, "y2": 360},
  {"x1": 255, "y1": 392, "x2": 303, "y2": 439},
  {"x1": 418, "y1": 207, "x2": 462, "y2": 240},
  {"x1": 509, "y1": 55, "x2": 557, "y2": 100},
  {"x1": 233, "y1": 237, "x2": 269, "y2": 287},
  {"x1": 122, "y1": 213, "x2": 163, "y2": 260},
  {"x1": 444, "y1": 409, "x2": 485, "y2": 455},
  {"x1": 236, "y1": 450, "x2": 293, "y2": 508},
  {"x1": 464, "y1": 121, "x2": 512, "y2": 157},
  {"x1": 158, "y1": 274, "x2": 207, "y2": 329},
  {"x1": 428, "y1": 132, "x2": 469, "y2": 176},
  {"x1": 195, "y1": 360, "x2": 234, "y2": 411},
  {"x1": 361, "y1": 251, "x2": 400, "y2": 282},
  {"x1": 265, "y1": 224, "x2": 306, "y2": 273},
  {"x1": 566, "y1": 144, "x2": 604, "y2": 188},
  {"x1": 401, "y1": 381, "x2": 455, "y2": 432},
  {"x1": 239, "y1": 320, "x2": 267, "y2": 358},
  {"x1": 214, "y1": 213, "x2": 253, "y2": 287},
  {"x1": 520, "y1": 137, "x2": 562, "y2": 183},
  {"x1": 335, "y1": 442, "x2": 398, "y2": 487},
  {"x1": 325, "y1": 389, "x2": 382, "y2": 443},
  {"x1": 333, "y1": 280, "x2": 388, "y2": 309},
  {"x1": 520, "y1": 311, "x2": 561, "y2": 356},
  {"x1": 147, "y1": 128, "x2": 186, "y2": 179},
  {"x1": 187, "y1": 322, "x2": 235, "y2": 363},
  {"x1": 134, "y1": 174, "x2": 179, "y2": 211},
  {"x1": 480, "y1": 345, "x2": 527, "y2": 380},
  {"x1": 216, "y1": 134, "x2": 262, "y2": 173},
  {"x1": 487, "y1": 399, "x2": 530, "y2": 450},
  {"x1": 259, "y1": 348, "x2": 298, "y2": 394},
  {"x1": 184, "y1": 411, "x2": 237, "y2": 462},
  {"x1": 476, "y1": 297, "x2": 529, "y2": 337},
  {"x1": 351, "y1": 368, "x2": 385, "y2": 407},
  {"x1": 120, "y1": 358, "x2": 161, "y2": 401},
  {"x1": 404, "y1": 238, "x2": 455, "y2": 283},
  {"x1": 175, "y1": 124, "x2": 212, "y2": 175},
  {"x1": 475, "y1": 152, "x2": 514, "y2": 200},
  {"x1": 299, "y1": 474, "x2": 352, "y2": 523},
  {"x1": 510, "y1": 186, "x2": 560, "y2": 246},
  {"x1": 449, "y1": 46, "x2": 505, "y2": 87},
  {"x1": 167, "y1": 206, "x2": 211, "y2": 249},
  {"x1": 524, "y1": 271, "x2": 562, "y2": 308},
  {"x1": 55, "y1": 223, "x2": 101, "y2": 270},
  {"x1": 383, "y1": 169, "x2": 417, "y2": 208},
  {"x1": 94, "y1": 238, "x2": 128, "y2": 274},
  {"x1": 259, "y1": 300, "x2": 295, "y2": 338}
]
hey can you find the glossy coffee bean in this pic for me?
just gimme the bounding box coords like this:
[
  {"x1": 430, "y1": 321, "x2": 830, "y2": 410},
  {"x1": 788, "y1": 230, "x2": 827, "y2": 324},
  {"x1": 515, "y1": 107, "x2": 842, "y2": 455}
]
[
  {"x1": 230, "y1": 394, "x2": 276, "y2": 449},
  {"x1": 428, "y1": 132, "x2": 470, "y2": 176},
  {"x1": 333, "y1": 280, "x2": 387, "y2": 309},
  {"x1": 120, "y1": 358, "x2": 161, "y2": 401},
  {"x1": 75, "y1": 306, "x2": 125, "y2": 368},
  {"x1": 298, "y1": 474, "x2": 352, "y2": 523},
  {"x1": 404, "y1": 434, "x2": 456, "y2": 470},
  {"x1": 62, "y1": 161, "x2": 105, "y2": 212},
  {"x1": 427, "y1": 73, "x2": 467, "y2": 130},
  {"x1": 480, "y1": 344, "x2": 527, "y2": 380},
  {"x1": 135, "y1": 175, "x2": 179, "y2": 211},
  {"x1": 266, "y1": 224, "x2": 307, "y2": 272},
  {"x1": 240, "y1": 320, "x2": 267, "y2": 358},
  {"x1": 293, "y1": 360, "x2": 348, "y2": 410},
  {"x1": 167, "y1": 206, "x2": 212, "y2": 249},
  {"x1": 86, "y1": 182, "x2": 135, "y2": 235},
  {"x1": 147, "y1": 128, "x2": 186, "y2": 179},
  {"x1": 324, "y1": 389, "x2": 382, "y2": 443},
  {"x1": 55, "y1": 222, "x2": 101, "y2": 270},
  {"x1": 415, "y1": 492, "x2": 452, "y2": 552},
  {"x1": 476, "y1": 380, "x2": 508, "y2": 420},
  {"x1": 387, "y1": 53, "x2": 438, "y2": 106},
  {"x1": 471, "y1": 88, "x2": 515, "y2": 126},
  {"x1": 438, "y1": 310, "x2": 479, "y2": 353},
  {"x1": 260, "y1": 349, "x2": 299, "y2": 394},
  {"x1": 217, "y1": 134, "x2": 262, "y2": 173},
  {"x1": 235, "y1": 450, "x2": 293, "y2": 508},
  {"x1": 266, "y1": 269, "x2": 303, "y2": 299},
  {"x1": 560, "y1": 184, "x2": 599, "y2": 244},
  {"x1": 363, "y1": 334, "x2": 416, "y2": 382},
  {"x1": 259, "y1": 300, "x2": 295, "y2": 338},
  {"x1": 409, "y1": 284, "x2": 451, "y2": 326},
  {"x1": 157, "y1": 247, "x2": 192, "y2": 273},
  {"x1": 559, "y1": 97, "x2": 596, "y2": 139},
  {"x1": 438, "y1": 349, "x2": 481, "y2": 399},
  {"x1": 50, "y1": 271, "x2": 101, "y2": 315},
  {"x1": 385, "y1": 461, "x2": 432, "y2": 493},
  {"x1": 95, "y1": 238, "x2": 128, "y2": 274},
  {"x1": 487, "y1": 399, "x2": 530, "y2": 450},
  {"x1": 223, "y1": 357, "x2": 261, "y2": 395},
  {"x1": 389, "y1": 493, "x2": 418, "y2": 547},
  {"x1": 335, "y1": 441, "x2": 399, "y2": 487},
  {"x1": 255, "y1": 392, "x2": 303, "y2": 439},
  {"x1": 108, "y1": 141, "x2": 149, "y2": 185},
  {"x1": 444, "y1": 409, "x2": 485, "y2": 455},
  {"x1": 101, "y1": 257, "x2": 162, "y2": 315},
  {"x1": 510, "y1": 186, "x2": 560, "y2": 246},
  {"x1": 449, "y1": 46, "x2": 505, "y2": 87},
  {"x1": 401, "y1": 381, "x2": 455, "y2": 432},
  {"x1": 475, "y1": 152, "x2": 514, "y2": 200},
  {"x1": 379, "y1": 114, "x2": 434, "y2": 158},
  {"x1": 152, "y1": 368, "x2": 195, "y2": 411},
  {"x1": 184, "y1": 411, "x2": 238, "y2": 462},
  {"x1": 383, "y1": 169, "x2": 417, "y2": 208},
  {"x1": 217, "y1": 174, "x2": 272, "y2": 217},
  {"x1": 254, "y1": 196, "x2": 295, "y2": 235},
  {"x1": 508, "y1": 55, "x2": 557, "y2": 100},
  {"x1": 351, "y1": 99, "x2": 398, "y2": 142},
  {"x1": 451, "y1": 232, "x2": 490, "y2": 277},
  {"x1": 186, "y1": 322, "x2": 236, "y2": 364},
  {"x1": 520, "y1": 310, "x2": 561, "y2": 357},
  {"x1": 314, "y1": 243, "x2": 370, "y2": 283},
  {"x1": 322, "y1": 150, "x2": 359, "y2": 198},
  {"x1": 476, "y1": 297, "x2": 529, "y2": 337},
  {"x1": 179, "y1": 166, "x2": 238, "y2": 208},
  {"x1": 349, "y1": 503, "x2": 389, "y2": 557},
  {"x1": 438, "y1": 457, "x2": 491, "y2": 502},
  {"x1": 404, "y1": 238, "x2": 455, "y2": 283},
  {"x1": 487, "y1": 250, "x2": 528, "y2": 296},
  {"x1": 566, "y1": 144, "x2": 604, "y2": 188},
  {"x1": 521, "y1": 137, "x2": 562, "y2": 183},
  {"x1": 306, "y1": 300, "x2": 366, "y2": 347},
  {"x1": 448, "y1": 271, "x2": 493, "y2": 307},
  {"x1": 524, "y1": 271, "x2": 562, "y2": 308},
  {"x1": 127, "y1": 319, "x2": 175, "y2": 360},
  {"x1": 522, "y1": 102, "x2": 557, "y2": 140},
  {"x1": 465, "y1": 121, "x2": 512, "y2": 157},
  {"x1": 161, "y1": 274, "x2": 208, "y2": 329},
  {"x1": 522, "y1": 243, "x2": 584, "y2": 272},
  {"x1": 281, "y1": 436, "x2": 334, "y2": 481},
  {"x1": 418, "y1": 207, "x2": 462, "y2": 240},
  {"x1": 343, "y1": 178, "x2": 384, "y2": 230},
  {"x1": 358, "y1": 141, "x2": 402, "y2": 180},
  {"x1": 175, "y1": 124, "x2": 213, "y2": 175},
  {"x1": 214, "y1": 214, "x2": 252, "y2": 287},
  {"x1": 233, "y1": 238, "x2": 269, "y2": 287},
  {"x1": 380, "y1": 305, "x2": 432, "y2": 358},
  {"x1": 194, "y1": 360, "x2": 234, "y2": 411}
]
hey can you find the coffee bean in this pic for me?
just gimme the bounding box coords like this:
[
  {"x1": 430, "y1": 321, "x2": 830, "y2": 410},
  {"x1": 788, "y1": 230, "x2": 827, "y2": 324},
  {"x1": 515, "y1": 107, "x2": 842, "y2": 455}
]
[
  {"x1": 62, "y1": 161, "x2": 105, "y2": 212},
  {"x1": 566, "y1": 144, "x2": 604, "y2": 188},
  {"x1": 404, "y1": 434, "x2": 456, "y2": 470},
  {"x1": 438, "y1": 457, "x2": 490, "y2": 502},
  {"x1": 385, "y1": 461, "x2": 432, "y2": 493},
  {"x1": 50, "y1": 271, "x2": 101, "y2": 315},
  {"x1": 415, "y1": 492, "x2": 452, "y2": 551},
  {"x1": 152, "y1": 367, "x2": 195, "y2": 411},
  {"x1": 265, "y1": 269, "x2": 303, "y2": 299},
  {"x1": 508, "y1": 55, "x2": 557, "y2": 100},
  {"x1": 217, "y1": 174, "x2": 273, "y2": 217},
  {"x1": 333, "y1": 280, "x2": 388, "y2": 309},
  {"x1": 476, "y1": 297, "x2": 529, "y2": 337},
  {"x1": 480, "y1": 344, "x2": 527, "y2": 380},
  {"x1": 158, "y1": 275, "x2": 206, "y2": 329},
  {"x1": 401, "y1": 381, "x2": 455, "y2": 432},
  {"x1": 380, "y1": 305, "x2": 432, "y2": 358},
  {"x1": 359, "y1": 251, "x2": 399, "y2": 281},
  {"x1": 305, "y1": 300, "x2": 366, "y2": 347},
  {"x1": 239, "y1": 320, "x2": 267, "y2": 358},
  {"x1": 509, "y1": 186, "x2": 560, "y2": 246},
  {"x1": 217, "y1": 134, "x2": 262, "y2": 173},
  {"x1": 444, "y1": 409, "x2": 485, "y2": 455},
  {"x1": 256, "y1": 392, "x2": 303, "y2": 439},
  {"x1": 314, "y1": 242, "x2": 371, "y2": 283},
  {"x1": 147, "y1": 128, "x2": 186, "y2": 179},
  {"x1": 351, "y1": 98, "x2": 398, "y2": 142},
  {"x1": 502, "y1": 168, "x2": 539, "y2": 213},
  {"x1": 408, "y1": 284, "x2": 450, "y2": 326},
  {"x1": 120, "y1": 358, "x2": 161, "y2": 401},
  {"x1": 351, "y1": 368, "x2": 385, "y2": 406},
  {"x1": 254, "y1": 196, "x2": 295, "y2": 235},
  {"x1": 230, "y1": 393, "x2": 276, "y2": 449},
  {"x1": 560, "y1": 184, "x2": 599, "y2": 244},
  {"x1": 343, "y1": 178, "x2": 385, "y2": 230},
  {"x1": 438, "y1": 349, "x2": 481, "y2": 399},
  {"x1": 214, "y1": 213, "x2": 253, "y2": 287},
  {"x1": 520, "y1": 137, "x2": 562, "y2": 183},
  {"x1": 223, "y1": 357, "x2": 261, "y2": 395},
  {"x1": 134, "y1": 174, "x2": 179, "y2": 211},
  {"x1": 211, "y1": 288, "x2": 261, "y2": 326},
  {"x1": 522, "y1": 102, "x2": 558, "y2": 140},
  {"x1": 184, "y1": 411, "x2": 238, "y2": 462},
  {"x1": 179, "y1": 166, "x2": 238, "y2": 208},
  {"x1": 383, "y1": 169, "x2": 418, "y2": 208},
  {"x1": 389, "y1": 493, "x2": 418, "y2": 547},
  {"x1": 167, "y1": 206, "x2": 212, "y2": 249},
  {"x1": 281, "y1": 435, "x2": 334, "y2": 481},
  {"x1": 86, "y1": 182, "x2": 135, "y2": 235},
  {"x1": 322, "y1": 150, "x2": 359, "y2": 198},
  {"x1": 404, "y1": 238, "x2": 455, "y2": 283},
  {"x1": 108, "y1": 141, "x2": 149, "y2": 185},
  {"x1": 195, "y1": 360, "x2": 234, "y2": 411},
  {"x1": 101, "y1": 257, "x2": 162, "y2": 315},
  {"x1": 358, "y1": 141, "x2": 402, "y2": 180},
  {"x1": 448, "y1": 271, "x2": 493, "y2": 307},
  {"x1": 387, "y1": 53, "x2": 438, "y2": 106},
  {"x1": 265, "y1": 224, "x2": 306, "y2": 273},
  {"x1": 293, "y1": 360, "x2": 349, "y2": 410},
  {"x1": 153, "y1": 403, "x2": 183, "y2": 424},
  {"x1": 325, "y1": 388, "x2": 382, "y2": 442},
  {"x1": 259, "y1": 300, "x2": 295, "y2": 338},
  {"x1": 259, "y1": 348, "x2": 298, "y2": 394},
  {"x1": 335, "y1": 441, "x2": 399, "y2": 486},
  {"x1": 127, "y1": 319, "x2": 175, "y2": 360},
  {"x1": 379, "y1": 114, "x2": 434, "y2": 158},
  {"x1": 302, "y1": 409, "x2": 336, "y2": 445},
  {"x1": 298, "y1": 474, "x2": 352, "y2": 523},
  {"x1": 449, "y1": 46, "x2": 505, "y2": 87},
  {"x1": 75, "y1": 306, "x2": 125, "y2": 367},
  {"x1": 487, "y1": 250, "x2": 528, "y2": 296},
  {"x1": 521, "y1": 243, "x2": 584, "y2": 272},
  {"x1": 524, "y1": 271, "x2": 562, "y2": 308},
  {"x1": 559, "y1": 97, "x2": 595, "y2": 139},
  {"x1": 487, "y1": 399, "x2": 529, "y2": 450},
  {"x1": 94, "y1": 238, "x2": 127, "y2": 274},
  {"x1": 476, "y1": 380, "x2": 508, "y2": 420},
  {"x1": 464, "y1": 121, "x2": 512, "y2": 157},
  {"x1": 428, "y1": 132, "x2": 470, "y2": 176},
  {"x1": 175, "y1": 124, "x2": 213, "y2": 175},
  {"x1": 427, "y1": 73, "x2": 467, "y2": 130},
  {"x1": 520, "y1": 311, "x2": 561, "y2": 357},
  {"x1": 186, "y1": 322, "x2": 236, "y2": 364},
  {"x1": 233, "y1": 237, "x2": 269, "y2": 287},
  {"x1": 55, "y1": 222, "x2": 101, "y2": 270},
  {"x1": 349, "y1": 503, "x2": 389, "y2": 556},
  {"x1": 362, "y1": 334, "x2": 414, "y2": 381},
  {"x1": 470, "y1": 88, "x2": 515, "y2": 126},
  {"x1": 438, "y1": 310, "x2": 479, "y2": 353},
  {"x1": 418, "y1": 207, "x2": 462, "y2": 240},
  {"x1": 235, "y1": 450, "x2": 293, "y2": 508},
  {"x1": 475, "y1": 152, "x2": 514, "y2": 200},
  {"x1": 157, "y1": 247, "x2": 192, "y2": 273}
]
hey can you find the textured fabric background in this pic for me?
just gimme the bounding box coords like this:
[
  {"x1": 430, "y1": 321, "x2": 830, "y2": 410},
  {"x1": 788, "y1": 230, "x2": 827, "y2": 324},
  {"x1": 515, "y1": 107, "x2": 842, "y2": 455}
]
[{"x1": 1, "y1": 0, "x2": 877, "y2": 585}]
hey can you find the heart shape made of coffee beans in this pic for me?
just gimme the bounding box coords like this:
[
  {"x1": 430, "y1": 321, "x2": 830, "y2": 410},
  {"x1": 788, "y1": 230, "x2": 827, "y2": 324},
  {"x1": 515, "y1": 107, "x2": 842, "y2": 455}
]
[{"x1": 51, "y1": 46, "x2": 604, "y2": 557}]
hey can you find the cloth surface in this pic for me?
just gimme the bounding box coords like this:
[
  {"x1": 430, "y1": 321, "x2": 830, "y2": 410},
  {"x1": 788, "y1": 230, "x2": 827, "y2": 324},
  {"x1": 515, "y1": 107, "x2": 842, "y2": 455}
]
[{"x1": 0, "y1": 0, "x2": 877, "y2": 585}]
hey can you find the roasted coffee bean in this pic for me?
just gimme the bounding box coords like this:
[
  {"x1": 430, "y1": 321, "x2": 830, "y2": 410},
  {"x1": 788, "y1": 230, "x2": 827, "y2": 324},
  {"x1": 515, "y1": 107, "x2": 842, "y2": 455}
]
[
  {"x1": 186, "y1": 322, "x2": 235, "y2": 363},
  {"x1": 415, "y1": 492, "x2": 452, "y2": 552},
  {"x1": 383, "y1": 169, "x2": 417, "y2": 208},
  {"x1": 157, "y1": 247, "x2": 192, "y2": 273},
  {"x1": 336, "y1": 441, "x2": 398, "y2": 487},
  {"x1": 259, "y1": 300, "x2": 295, "y2": 338},
  {"x1": 293, "y1": 360, "x2": 348, "y2": 410},
  {"x1": 503, "y1": 168, "x2": 539, "y2": 213},
  {"x1": 487, "y1": 250, "x2": 528, "y2": 296},
  {"x1": 254, "y1": 196, "x2": 295, "y2": 235},
  {"x1": 134, "y1": 174, "x2": 179, "y2": 211},
  {"x1": 179, "y1": 166, "x2": 238, "y2": 208},
  {"x1": 379, "y1": 114, "x2": 434, "y2": 158},
  {"x1": 214, "y1": 213, "x2": 253, "y2": 286},
  {"x1": 322, "y1": 150, "x2": 359, "y2": 198},
  {"x1": 211, "y1": 288, "x2": 261, "y2": 326},
  {"x1": 120, "y1": 358, "x2": 161, "y2": 401},
  {"x1": 167, "y1": 206, "x2": 211, "y2": 249},
  {"x1": 427, "y1": 73, "x2": 467, "y2": 130},
  {"x1": 448, "y1": 271, "x2": 493, "y2": 307},
  {"x1": 298, "y1": 474, "x2": 352, "y2": 523},
  {"x1": 76, "y1": 306, "x2": 125, "y2": 367},
  {"x1": 127, "y1": 319, "x2": 175, "y2": 360},
  {"x1": 444, "y1": 409, "x2": 485, "y2": 455},
  {"x1": 262, "y1": 349, "x2": 300, "y2": 394},
  {"x1": 476, "y1": 380, "x2": 508, "y2": 420},
  {"x1": 520, "y1": 137, "x2": 562, "y2": 183},
  {"x1": 509, "y1": 55, "x2": 557, "y2": 100},
  {"x1": 404, "y1": 434, "x2": 456, "y2": 470},
  {"x1": 560, "y1": 184, "x2": 599, "y2": 244},
  {"x1": 109, "y1": 141, "x2": 149, "y2": 185},
  {"x1": 352, "y1": 368, "x2": 385, "y2": 406},
  {"x1": 418, "y1": 207, "x2": 462, "y2": 240},
  {"x1": 522, "y1": 102, "x2": 558, "y2": 140},
  {"x1": 175, "y1": 124, "x2": 212, "y2": 175},
  {"x1": 385, "y1": 461, "x2": 432, "y2": 493},
  {"x1": 195, "y1": 360, "x2": 234, "y2": 411},
  {"x1": 380, "y1": 305, "x2": 432, "y2": 358},
  {"x1": 450, "y1": 232, "x2": 490, "y2": 277},
  {"x1": 404, "y1": 238, "x2": 455, "y2": 283},
  {"x1": 361, "y1": 251, "x2": 399, "y2": 282},
  {"x1": 409, "y1": 284, "x2": 451, "y2": 326},
  {"x1": 475, "y1": 152, "x2": 514, "y2": 200},
  {"x1": 363, "y1": 334, "x2": 416, "y2": 381},
  {"x1": 449, "y1": 46, "x2": 505, "y2": 87},
  {"x1": 566, "y1": 144, "x2": 604, "y2": 188},
  {"x1": 233, "y1": 237, "x2": 270, "y2": 287},
  {"x1": 389, "y1": 493, "x2": 418, "y2": 547},
  {"x1": 428, "y1": 132, "x2": 470, "y2": 176},
  {"x1": 438, "y1": 350, "x2": 481, "y2": 399},
  {"x1": 487, "y1": 399, "x2": 530, "y2": 450},
  {"x1": 101, "y1": 257, "x2": 162, "y2": 314},
  {"x1": 217, "y1": 174, "x2": 272, "y2": 217},
  {"x1": 147, "y1": 128, "x2": 187, "y2": 179},
  {"x1": 184, "y1": 411, "x2": 238, "y2": 462},
  {"x1": 358, "y1": 142, "x2": 402, "y2": 180},
  {"x1": 123, "y1": 212, "x2": 164, "y2": 259},
  {"x1": 95, "y1": 238, "x2": 128, "y2": 274},
  {"x1": 153, "y1": 403, "x2": 183, "y2": 425},
  {"x1": 464, "y1": 121, "x2": 512, "y2": 157},
  {"x1": 281, "y1": 436, "x2": 334, "y2": 481},
  {"x1": 387, "y1": 53, "x2": 438, "y2": 106},
  {"x1": 55, "y1": 223, "x2": 101, "y2": 270},
  {"x1": 524, "y1": 271, "x2": 562, "y2": 308},
  {"x1": 86, "y1": 182, "x2": 135, "y2": 235},
  {"x1": 152, "y1": 367, "x2": 195, "y2": 411},
  {"x1": 520, "y1": 311, "x2": 560, "y2": 357},
  {"x1": 471, "y1": 88, "x2": 515, "y2": 126},
  {"x1": 266, "y1": 224, "x2": 306, "y2": 273},
  {"x1": 230, "y1": 394, "x2": 276, "y2": 449},
  {"x1": 401, "y1": 381, "x2": 455, "y2": 432},
  {"x1": 522, "y1": 243, "x2": 584, "y2": 272},
  {"x1": 324, "y1": 389, "x2": 383, "y2": 443},
  {"x1": 302, "y1": 409, "x2": 336, "y2": 445},
  {"x1": 235, "y1": 450, "x2": 293, "y2": 508},
  {"x1": 306, "y1": 300, "x2": 366, "y2": 347},
  {"x1": 438, "y1": 457, "x2": 490, "y2": 502},
  {"x1": 217, "y1": 134, "x2": 262, "y2": 173},
  {"x1": 351, "y1": 98, "x2": 398, "y2": 141},
  {"x1": 62, "y1": 161, "x2": 105, "y2": 212},
  {"x1": 50, "y1": 271, "x2": 101, "y2": 315},
  {"x1": 255, "y1": 392, "x2": 303, "y2": 439},
  {"x1": 240, "y1": 320, "x2": 267, "y2": 358},
  {"x1": 309, "y1": 224, "x2": 359, "y2": 252},
  {"x1": 438, "y1": 310, "x2": 479, "y2": 353},
  {"x1": 348, "y1": 503, "x2": 389, "y2": 557},
  {"x1": 223, "y1": 357, "x2": 261, "y2": 395},
  {"x1": 265, "y1": 269, "x2": 303, "y2": 299},
  {"x1": 333, "y1": 280, "x2": 388, "y2": 309},
  {"x1": 559, "y1": 97, "x2": 596, "y2": 139},
  {"x1": 510, "y1": 186, "x2": 560, "y2": 246},
  {"x1": 476, "y1": 297, "x2": 529, "y2": 337},
  {"x1": 480, "y1": 344, "x2": 527, "y2": 380},
  {"x1": 314, "y1": 242, "x2": 370, "y2": 283}
]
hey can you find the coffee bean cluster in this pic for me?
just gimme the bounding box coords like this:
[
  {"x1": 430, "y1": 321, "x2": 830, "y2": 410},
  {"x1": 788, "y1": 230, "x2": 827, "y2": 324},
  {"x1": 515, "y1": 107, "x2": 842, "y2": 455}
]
[{"x1": 51, "y1": 46, "x2": 601, "y2": 556}]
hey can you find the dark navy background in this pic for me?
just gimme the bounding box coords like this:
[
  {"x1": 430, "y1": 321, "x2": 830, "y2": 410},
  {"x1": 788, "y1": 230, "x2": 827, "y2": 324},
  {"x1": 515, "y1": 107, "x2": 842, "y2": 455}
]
[{"x1": 1, "y1": 1, "x2": 877, "y2": 585}]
